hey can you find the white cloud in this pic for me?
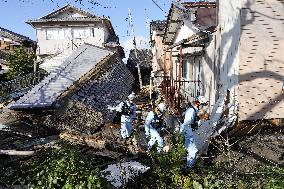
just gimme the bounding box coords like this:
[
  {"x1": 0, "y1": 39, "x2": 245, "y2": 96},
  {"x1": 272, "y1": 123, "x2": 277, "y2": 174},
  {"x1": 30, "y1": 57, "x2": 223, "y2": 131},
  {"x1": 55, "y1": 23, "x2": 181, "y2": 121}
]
[{"x1": 121, "y1": 36, "x2": 150, "y2": 62}]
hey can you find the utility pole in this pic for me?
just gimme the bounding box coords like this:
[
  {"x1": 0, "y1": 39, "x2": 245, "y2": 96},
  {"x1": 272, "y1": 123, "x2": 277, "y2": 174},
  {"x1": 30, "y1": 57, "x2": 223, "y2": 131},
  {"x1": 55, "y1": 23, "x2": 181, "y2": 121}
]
[{"x1": 128, "y1": 8, "x2": 143, "y2": 89}]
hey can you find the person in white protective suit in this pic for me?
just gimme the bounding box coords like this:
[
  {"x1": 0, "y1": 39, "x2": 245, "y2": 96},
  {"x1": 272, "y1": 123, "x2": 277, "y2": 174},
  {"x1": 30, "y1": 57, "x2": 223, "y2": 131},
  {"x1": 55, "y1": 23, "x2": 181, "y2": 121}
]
[
  {"x1": 108, "y1": 92, "x2": 137, "y2": 141},
  {"x1": 144, "y1": 103, "x2": 166, "y2": 153},
  {"x1": 179, "y1": 96, "x2": 207, "y2": 168}
]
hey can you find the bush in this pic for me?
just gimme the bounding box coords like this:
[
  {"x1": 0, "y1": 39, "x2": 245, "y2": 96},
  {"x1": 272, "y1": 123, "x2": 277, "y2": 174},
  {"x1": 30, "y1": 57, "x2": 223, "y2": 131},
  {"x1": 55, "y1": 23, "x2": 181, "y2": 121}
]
[
  {"x1": 7, "y1": 47, "x2": 36, "y2": 80},
  {"x1": 127, "y1": 133, "x2": 284, "y2": 189},
  {"x1": 28, "y1": 144, "x2": 110, "y2": 189},
  {"x1": 127, "y1": 134, "x2": 194, "y2": 189}
]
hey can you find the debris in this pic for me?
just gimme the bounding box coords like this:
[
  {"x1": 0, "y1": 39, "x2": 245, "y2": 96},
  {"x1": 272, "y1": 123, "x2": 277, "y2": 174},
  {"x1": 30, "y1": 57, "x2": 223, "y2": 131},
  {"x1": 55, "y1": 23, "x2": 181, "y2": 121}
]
[
  {"x1": 84, "y1": 136, "x2": 106, "y2": 150},
  {"x1": 92, "y1": 150, "x2": 122, "y2": 159},
  {"x1": 0, "y1": 150, "x2": 34, "y2": 156},
  {"x1": 101, "y1": 161, "x2": 150, "y2": 188},
  {"x1": 15, "y1": 136, "x2": 58, "y2": 149}
]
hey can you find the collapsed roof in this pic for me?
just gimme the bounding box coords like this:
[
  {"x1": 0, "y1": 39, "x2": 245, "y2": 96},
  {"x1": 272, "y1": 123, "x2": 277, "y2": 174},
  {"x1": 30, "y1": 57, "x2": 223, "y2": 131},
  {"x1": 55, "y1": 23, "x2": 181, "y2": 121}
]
[
  {"x1": 150, "y1": 20, "x2": 167, "y2": 33},
  {"x1": 10, "y1": 44, "x2": 115, "y2": 110},
  {"x1": 163, "y1": 1, "x2": 217, "y2": 45}
]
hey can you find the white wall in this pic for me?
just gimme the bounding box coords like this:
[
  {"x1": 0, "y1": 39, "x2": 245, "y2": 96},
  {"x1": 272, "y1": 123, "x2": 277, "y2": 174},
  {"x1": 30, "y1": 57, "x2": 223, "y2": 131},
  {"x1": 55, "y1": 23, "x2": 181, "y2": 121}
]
[
  {"x1": 174, "y1": 20, "x2": 199, "y2": 44},
  {"x1": 36, "y1": 23, "x2": 108, "y2": 56},
  {"x1": 219, "y1": 0, "x2": 241, "y2": 119}
]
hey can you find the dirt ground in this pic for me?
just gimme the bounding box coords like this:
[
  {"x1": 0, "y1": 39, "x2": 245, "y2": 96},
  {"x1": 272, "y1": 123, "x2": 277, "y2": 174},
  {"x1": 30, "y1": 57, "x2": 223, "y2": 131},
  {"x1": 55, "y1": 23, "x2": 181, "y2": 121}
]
[{"x1": 208, "y1": 127, "x2": 284, "y2": 173}]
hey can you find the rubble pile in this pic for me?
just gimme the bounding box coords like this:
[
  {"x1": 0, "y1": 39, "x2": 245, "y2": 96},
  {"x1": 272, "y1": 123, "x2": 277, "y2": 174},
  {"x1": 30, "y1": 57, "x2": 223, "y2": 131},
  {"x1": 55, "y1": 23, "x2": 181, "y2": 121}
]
[
  {"x1": 73, "y1": 61, "x2": 134, "y2": 122},
  {"x1": 46, "y1": 61, "x2": 134, "y2": 134},
  {"x1": 45, "y1": 101, "x2": 104, "y2": 135}
]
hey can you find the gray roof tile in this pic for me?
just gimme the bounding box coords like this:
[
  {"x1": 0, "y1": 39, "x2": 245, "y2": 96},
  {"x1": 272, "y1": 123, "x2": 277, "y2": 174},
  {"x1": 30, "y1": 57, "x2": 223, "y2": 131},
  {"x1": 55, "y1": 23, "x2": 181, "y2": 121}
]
[{"x1": 10, "y1": 44, "x2": 113, "y2": 110}]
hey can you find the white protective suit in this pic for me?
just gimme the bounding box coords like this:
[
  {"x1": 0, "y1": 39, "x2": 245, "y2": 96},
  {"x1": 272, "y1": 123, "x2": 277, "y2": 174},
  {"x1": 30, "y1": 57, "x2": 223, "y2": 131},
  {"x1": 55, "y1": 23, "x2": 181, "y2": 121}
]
[
  {"x1": 145, "y1": 111, "x2": 164, "y2": 152},
  {"x1": 114, "y1": 100, "x2": 137, "y2": 139},
  {"x1": 179, "y1": 105, "x2": 199, "y2": 168}
]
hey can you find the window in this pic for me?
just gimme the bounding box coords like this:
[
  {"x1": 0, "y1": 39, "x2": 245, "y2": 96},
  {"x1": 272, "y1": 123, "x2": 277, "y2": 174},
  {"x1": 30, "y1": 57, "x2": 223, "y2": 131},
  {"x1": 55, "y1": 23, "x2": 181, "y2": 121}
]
[
  {"x1": 180, "y1": 55, "x2": 191, "y2": 80},
  {"x1": 46, "y1": 28, "x2": 67, "y2": 40},
  {"x1": 182, "y1": 57, "x2": 188, "y2": 79},
  {"x1": 72, "y1": 28, "x2": 92, "y2": 39}
]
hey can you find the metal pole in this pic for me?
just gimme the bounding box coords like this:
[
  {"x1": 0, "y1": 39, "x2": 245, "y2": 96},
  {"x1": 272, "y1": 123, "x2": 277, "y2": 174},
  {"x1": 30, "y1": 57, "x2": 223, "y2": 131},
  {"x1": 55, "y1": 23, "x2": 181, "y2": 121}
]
[
  {"x1": 164, "y1": 51, "x2": 167, "y2": 97},
  {"x1": 170, "y1": 49, "x2": 173, "y2": 102},
  {"x1": 178, "y1": 47, "x2": 183, "y2": 109},
  {"x1": 150, "y1": 72, "x2": 153, "y2": 100},
  {"x1": 128, "y1": 9, "x2": 143, "y2": 89},
  {"x1": 33, "y1": 60, "x2": 37, "y2": 85}
]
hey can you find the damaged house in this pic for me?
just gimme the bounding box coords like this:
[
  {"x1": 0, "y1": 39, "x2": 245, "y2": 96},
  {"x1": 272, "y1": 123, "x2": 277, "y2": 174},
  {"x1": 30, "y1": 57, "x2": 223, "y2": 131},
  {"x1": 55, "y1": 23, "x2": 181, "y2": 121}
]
[
  {"x1": 152, "y1": 0, "x2": 284, "y2": 151},
  {"x1": 162, "y1": 1, "x2": 217, "y2": 110},
  {"x1": 9, "y1": 5, "x2": 134, "y2": 134},
  {"x1": 150, "y1": 20, "x2": 167, "y2": 86}
]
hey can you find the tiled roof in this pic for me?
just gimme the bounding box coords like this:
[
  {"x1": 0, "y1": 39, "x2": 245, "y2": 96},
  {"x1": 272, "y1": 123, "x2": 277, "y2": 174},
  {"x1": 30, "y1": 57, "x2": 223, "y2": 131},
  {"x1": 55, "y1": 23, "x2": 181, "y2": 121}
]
[
  {"x1": 26, "y1": 17, "x2": 105, "y2": 23},
  {"x1": 40, "y1": 4, "x2": 95, "y2": 19},
  {"x1": 150, "y1": 20, "x2": 167, "y2": 32},
  {"x1": 0, "y1": 27, "x2": 34, "y2": 42},
  {"x1": 127, "y1": 49, "x2": 152, "y2": 70},
  {"x1": 181, "y1": 1, "x2": 216, "y2": 9},
  {"x1": 72, "y1": 60, "x2": 134, "y2": 123},
  {"x1": 10, "y1": 44, "x2": 114, "y2": 110},
  {"x1": 39, "y1": 50, "x2": 73, "y2": 73}
]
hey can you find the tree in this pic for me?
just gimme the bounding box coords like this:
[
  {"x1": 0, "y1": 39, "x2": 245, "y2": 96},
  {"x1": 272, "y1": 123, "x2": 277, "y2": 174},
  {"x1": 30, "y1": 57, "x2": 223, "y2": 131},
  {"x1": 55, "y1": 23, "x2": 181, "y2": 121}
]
[{"x1": 7, "y1": 46, "x2": 36, "y2": 80}]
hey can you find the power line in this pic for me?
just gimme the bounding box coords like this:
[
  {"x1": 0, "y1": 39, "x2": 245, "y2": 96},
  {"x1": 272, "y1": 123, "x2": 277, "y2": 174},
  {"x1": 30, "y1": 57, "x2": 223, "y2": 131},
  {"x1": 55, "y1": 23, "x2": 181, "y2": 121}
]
[{"x1": 150, "y1": 0, "x2": 167, "y2": 14}]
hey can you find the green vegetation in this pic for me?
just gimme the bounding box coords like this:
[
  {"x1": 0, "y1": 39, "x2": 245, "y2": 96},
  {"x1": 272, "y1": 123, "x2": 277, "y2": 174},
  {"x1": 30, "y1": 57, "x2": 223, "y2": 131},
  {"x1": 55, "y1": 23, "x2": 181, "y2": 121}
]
[
  {"x1": 126, "y1": 134, "x2": 284, "y2": 189},
  {"x1": 7, "y1": 46, "x2": 36, "y2": 80},
  {"x1": 1, "y1": 137, "x2": 283, "y2": 188},
  {"x1": 28, "y1": 144, "x2": 110, "y2": 189}
]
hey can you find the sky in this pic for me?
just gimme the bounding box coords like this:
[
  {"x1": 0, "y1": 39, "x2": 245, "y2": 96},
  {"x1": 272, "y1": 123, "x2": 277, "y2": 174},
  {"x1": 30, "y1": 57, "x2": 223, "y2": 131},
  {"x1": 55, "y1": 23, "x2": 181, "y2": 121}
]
[{"x1": 0, "y1": 0, "x2": 173, "y2": 57}]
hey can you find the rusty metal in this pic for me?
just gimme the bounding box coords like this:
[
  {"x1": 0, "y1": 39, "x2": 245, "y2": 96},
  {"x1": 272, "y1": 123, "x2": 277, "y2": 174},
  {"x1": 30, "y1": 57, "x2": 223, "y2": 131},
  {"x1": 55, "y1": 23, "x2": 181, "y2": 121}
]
[
  {"x1": 174, "y1": 80, "x2": 201, "y2": 83},
  {"x1": 169, "y1": 49, "x2": 173, "y2": 103},
  {"x1": 178, "y1": 47, "x2": 183, "y2": 108}
]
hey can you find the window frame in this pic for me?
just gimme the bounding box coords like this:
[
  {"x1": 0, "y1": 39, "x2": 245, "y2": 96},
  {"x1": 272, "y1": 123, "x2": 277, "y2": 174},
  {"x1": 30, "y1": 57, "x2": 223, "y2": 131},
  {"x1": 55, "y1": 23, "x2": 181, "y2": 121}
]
[{"x1": 72, "y1": 27, "x2": 92, "y2": 39}]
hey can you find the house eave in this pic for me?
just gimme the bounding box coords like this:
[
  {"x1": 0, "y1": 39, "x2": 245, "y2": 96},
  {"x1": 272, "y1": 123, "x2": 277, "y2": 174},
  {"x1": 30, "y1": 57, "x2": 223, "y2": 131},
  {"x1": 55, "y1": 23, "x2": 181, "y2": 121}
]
[
  {"x1": 40, "y1": 4, "x2": 95, "y2": 19},
  {"x1": 26, "y1": 17, "x2": 105, "y2": 25}
]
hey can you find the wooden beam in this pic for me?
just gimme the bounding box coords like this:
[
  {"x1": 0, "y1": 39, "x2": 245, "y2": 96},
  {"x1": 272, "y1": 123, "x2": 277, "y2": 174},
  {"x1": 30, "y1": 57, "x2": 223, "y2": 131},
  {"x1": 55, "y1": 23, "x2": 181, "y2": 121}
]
[
  {"x1": 170, "y1": 19, "x2": 183, "y2": 24},
  {"x1": 0, "y1": 150, "x2": 35, "y2": 156}
]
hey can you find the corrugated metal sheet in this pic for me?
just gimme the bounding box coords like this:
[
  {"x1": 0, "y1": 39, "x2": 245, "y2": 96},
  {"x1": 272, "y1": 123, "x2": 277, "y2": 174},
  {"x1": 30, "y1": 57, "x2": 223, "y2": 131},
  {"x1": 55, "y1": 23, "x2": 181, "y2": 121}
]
[
  {"x1": 10, "y1": 44, "x2": 113, "y2": 109},
  {"x1": 238, "y1": 0, "x2": 284, "y2": 120}
]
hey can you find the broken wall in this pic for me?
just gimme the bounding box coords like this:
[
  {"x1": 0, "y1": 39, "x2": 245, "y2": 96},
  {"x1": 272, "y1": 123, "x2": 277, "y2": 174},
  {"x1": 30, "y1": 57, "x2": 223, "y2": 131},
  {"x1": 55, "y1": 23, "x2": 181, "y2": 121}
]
[{"x1": 151, "y1": 30, "x2": 165, "y2": 73}]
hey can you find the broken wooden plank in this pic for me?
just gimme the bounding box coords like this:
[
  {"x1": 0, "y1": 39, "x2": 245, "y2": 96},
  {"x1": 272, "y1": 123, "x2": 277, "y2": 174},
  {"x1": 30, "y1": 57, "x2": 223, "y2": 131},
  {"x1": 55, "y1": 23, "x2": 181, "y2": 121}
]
[{"x1": 0, "y1": 150, "x2": 34, "y2": 156}]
